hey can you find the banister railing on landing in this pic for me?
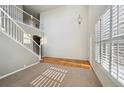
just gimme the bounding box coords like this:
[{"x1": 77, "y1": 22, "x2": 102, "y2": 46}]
[
  {"x1": 14, "y1": 6, "x2": 40, "y2": 29},
  {"x1": 0, "y1": 7, "x2": 41, "y2": 59},
  {"x1": 0, "y1": 5, "x2": 40, "y2": 29},
  {"x1": 14, "y1": 6, "x2": 40, "y2": 23}
]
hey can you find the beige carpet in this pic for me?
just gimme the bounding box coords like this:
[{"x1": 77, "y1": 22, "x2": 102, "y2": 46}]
[{"x1": 0, "y1": 63, "x2": 102, "y2": 87}]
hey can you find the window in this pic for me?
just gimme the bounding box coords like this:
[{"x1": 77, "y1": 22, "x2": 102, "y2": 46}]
[{"x1": 95, "y1": 5, "x2": 124, "y2": 85}]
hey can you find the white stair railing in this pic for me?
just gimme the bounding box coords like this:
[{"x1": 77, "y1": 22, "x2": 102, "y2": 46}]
[
  {"x1": 0, "y1": 7, "x2": 41, "y2": 59},
  {"x1": 0, "y1": 5, "x2": 40, "y2": 29}
]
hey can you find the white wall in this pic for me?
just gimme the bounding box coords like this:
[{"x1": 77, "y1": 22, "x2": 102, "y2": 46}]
[
  {"x1": 40, "y1": 6, "x2": 89, "y2": 60},
  {"x1": 88, "y1": 5, "x2": 122, "y2": 87},
  {"x1": 0, "y1": 30, "x2": 39, "y2": 77}
]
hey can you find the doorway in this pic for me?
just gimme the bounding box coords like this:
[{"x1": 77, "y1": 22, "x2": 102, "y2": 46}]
[{"x1": 33, "y1": 35, "x2": 41, "y2": 55}]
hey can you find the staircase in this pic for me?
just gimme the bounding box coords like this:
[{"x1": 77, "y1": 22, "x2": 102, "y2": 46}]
[
  {"x1": 0, "y1": 5, "x2": 42, "y2": 78},
  {"x1": 0, "y1": 6, "x2": 41, "y2": 59}
]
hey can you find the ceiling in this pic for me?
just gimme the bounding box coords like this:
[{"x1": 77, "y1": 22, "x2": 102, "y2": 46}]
[{"x1": 23, "y1": 5, "x2": 64, "y2": 14}]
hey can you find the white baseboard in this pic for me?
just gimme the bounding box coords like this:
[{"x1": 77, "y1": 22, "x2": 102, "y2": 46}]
[{"x1": 0, "y1": 61, "x2": 40, "y2": 79}]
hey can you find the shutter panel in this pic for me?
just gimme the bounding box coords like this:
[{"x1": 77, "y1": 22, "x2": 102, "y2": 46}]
[
  {"x1": 95, "y1": 21, "x2": 101, "y2": 63},
  {"x1": 118, "y1": 5, "x2": 124, "y2": 85},
  {"x1": 101, "y1": 9, "x2": 110, "y2": 71},
  {"x1": 119, "y1": 5, "x2": 124, "y2": 35},
  {"x1": 111, "y1": 5, "x2": 118, "y2": 79},
  {"x1": 112, "y1": 5, "x2": 118, "y2": 37},
  {"x1": 101, "y1": 9, "x2": 110, "y2": 41},
  {"x1": 101, "y1": 42, "x2": 110, "y2": 71},
  {"x1": 118, "y1": 39, "x2": 124, "y2": 85},
  {"x1": 111, "y1": 40, "x2": 118, "y2": 78}
]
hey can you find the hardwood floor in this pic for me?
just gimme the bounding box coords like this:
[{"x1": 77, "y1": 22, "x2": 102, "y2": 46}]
[{"x1": 42, "y1": 57, "x2": 91, "y2": 69}]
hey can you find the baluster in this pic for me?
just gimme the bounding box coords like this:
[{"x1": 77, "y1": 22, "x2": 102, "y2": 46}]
[
  {"x1": 5, "y1": 6, "x2": 7, "y2": 33},
  {"x1": 0, "y1": 8, "x2": 2, "y2": 28},
  {"x1": 11, "y1": 20, "x2": 13, "y2": 37},
  {"x1": 17, "y1": 27, "x2": 18, "y2": 41},
  {"x1": 21, "y1": 31, "x2": 23, "y2": 44},
  {"x1": 7, "y1": 6, "x2": 9, "y2": 34},
  {"x1": 1, "y1": 11, "x2": 3, "y2": 28},
  {"x1": 8, "y1": 18, "x2": 10, "y2": 35},
  {"x1": 19, "y1": 29, "x2": 21, "y2": 43},
  {"x1": 10, "y1": 5, "x2": 12, "y2": 18},
  {"x1": 31, "y1": 15, "x2": 33, "y2": 26},
  {"x1": 14, "y1": 23, "x2": 16, "y2": 39},
  {"x1": 6, "y1": 6, "x2": 9, "y2": 34},
  {"x1": 17, "y1": 7, "x2": 19, "y2": 22},
  {"x1": 19, "y1": 29, "x2": 21, "y2": 42},
  {"x1": 5, "y1": 15, "x2": 7, "y2": 33},
  {"x1": 11, "y1": 22, "x2": 14, "y2": 37},
  {"x1": 8, "y1": 6, "x2": 10, "y2": 35},
  {"x1": 14, "y1": 6, "x2": 16, "y2": 39},
  {"x1": 17, "y1": 28, "x2": 19, "y2": 42},
  {"x1": 9, "y1": 6, "x2": 12, "y2": 36},
  {"x1": 3, "y1": 11, "x2": 5, "y2": 30}
]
